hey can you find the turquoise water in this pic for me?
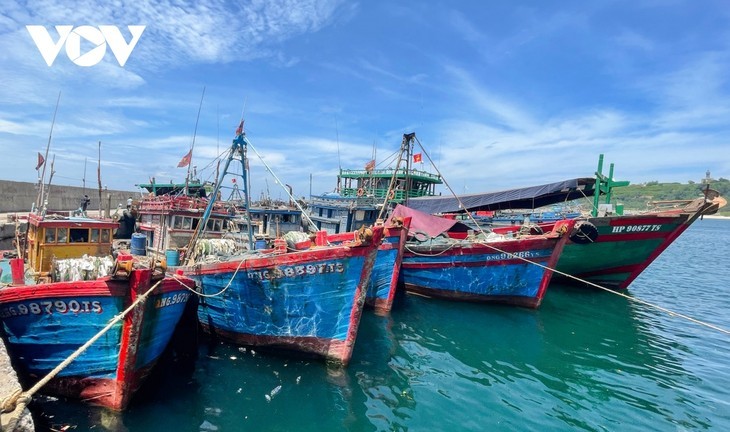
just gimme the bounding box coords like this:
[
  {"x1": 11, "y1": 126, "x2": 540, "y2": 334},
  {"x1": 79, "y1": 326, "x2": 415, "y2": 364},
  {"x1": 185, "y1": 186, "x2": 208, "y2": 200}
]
[{"x1": 30, "y1": 218, "x2": 730, "y2": 431}]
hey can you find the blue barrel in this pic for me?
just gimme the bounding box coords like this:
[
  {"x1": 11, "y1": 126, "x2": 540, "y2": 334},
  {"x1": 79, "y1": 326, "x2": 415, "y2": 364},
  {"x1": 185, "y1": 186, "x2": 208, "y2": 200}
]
[
  {"x1": 165, "y1": 249, "x2": 180, "y2": 266},
  {"x1": 255, "y1": 239, "x2": 267, "y2": 250},
  {"x1": 130, "y1": 233, "x2": 147, "y2": 256}
]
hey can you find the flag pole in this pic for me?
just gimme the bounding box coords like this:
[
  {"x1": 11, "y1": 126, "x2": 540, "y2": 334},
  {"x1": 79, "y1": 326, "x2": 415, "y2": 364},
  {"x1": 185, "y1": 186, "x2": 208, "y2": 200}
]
[{"x1": 36, "y1": 91, "x2": 61, "y2": 212}]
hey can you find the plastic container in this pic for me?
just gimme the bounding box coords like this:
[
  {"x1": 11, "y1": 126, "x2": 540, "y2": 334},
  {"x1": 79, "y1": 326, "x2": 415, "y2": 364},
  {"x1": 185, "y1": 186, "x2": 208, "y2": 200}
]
[
  {"x1": 165, "y1": 249, "x2": 180, "y2": 266},
  {"x1": 10, "y1": 258, "x2": 25, "y2": 285},
  {"x1": 130, "y1": 233, "x2": 147, "y2": 256}
]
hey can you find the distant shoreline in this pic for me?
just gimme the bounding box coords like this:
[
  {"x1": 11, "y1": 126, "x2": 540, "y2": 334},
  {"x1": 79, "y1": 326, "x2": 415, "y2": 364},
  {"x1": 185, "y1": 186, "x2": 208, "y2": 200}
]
[{"x1": 702, "y1": 215, "x2": 730, "y2": 219}]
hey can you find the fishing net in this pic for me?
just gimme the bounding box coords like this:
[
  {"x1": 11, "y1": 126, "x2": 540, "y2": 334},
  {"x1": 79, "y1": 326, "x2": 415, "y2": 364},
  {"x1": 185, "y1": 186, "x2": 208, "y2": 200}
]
[{"x1": 51, "y1": 255, "x2": 115, "y2": 282}]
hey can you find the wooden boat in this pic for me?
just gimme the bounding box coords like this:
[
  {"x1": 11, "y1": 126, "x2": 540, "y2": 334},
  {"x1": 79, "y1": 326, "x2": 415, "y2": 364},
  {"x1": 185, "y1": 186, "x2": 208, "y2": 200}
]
[
  {"x1": 406, "y1": 155, "x2": 724, "y2": 290},
  {"x1": 391, "y1": 205, "x2": 575, "y2": 308},
  {"x1": 0, "y1": 212, "x2": 194, "y2": 410},
  {"x1": 179, "y1": 125, "x2": 384, "y2": 365},
  {"x1": 327, "y1": 217, "x2": 411, "y2": 315},
  {"x1": 308, "y1": 133, "x2": 441, "y2": 234},
  {"x1": 501, "y1": 195, "x2": 722, "y2": 289},
  {"x1": 134, "y1": 185, "x2": 232, "y2": 264}
]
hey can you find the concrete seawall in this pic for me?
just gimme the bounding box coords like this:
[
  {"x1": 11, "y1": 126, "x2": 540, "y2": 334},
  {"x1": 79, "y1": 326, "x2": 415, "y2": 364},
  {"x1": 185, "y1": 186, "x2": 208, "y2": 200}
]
[
  {"x1": 0, "y1": 180, "x2": 138, "y2": 214},
  {"x1": 0, "y1": 180, "x2": 138, "y2": 250}
]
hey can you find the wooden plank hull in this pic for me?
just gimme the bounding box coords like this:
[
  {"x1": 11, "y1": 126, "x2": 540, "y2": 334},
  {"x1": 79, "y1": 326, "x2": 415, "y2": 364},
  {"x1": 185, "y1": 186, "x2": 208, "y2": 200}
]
[
  {"x1": 185, "y1": 227, "x2": 383, "y2": 365},
  {"x1": 0, "y1": 269, "x2": 192, "y2": 410},
  {"x1": 553, "y1": 213, "x2": 697, "y2": 289},
  {"x1": 401, "y1": 221, "x2": 572, "y2": 309},
  {"x1": 328, "y1": 219, "x2": 411, "y2": 315}
]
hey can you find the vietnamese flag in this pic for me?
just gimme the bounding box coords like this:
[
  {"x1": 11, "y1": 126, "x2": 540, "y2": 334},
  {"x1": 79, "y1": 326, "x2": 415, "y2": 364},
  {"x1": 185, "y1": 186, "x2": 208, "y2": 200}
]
[
  {"x1": 413, "y1": 153, "x2": 422, "y2": 163},
  {"x1": 177, "y1": 149, "x2": 192, "y2": 168}
]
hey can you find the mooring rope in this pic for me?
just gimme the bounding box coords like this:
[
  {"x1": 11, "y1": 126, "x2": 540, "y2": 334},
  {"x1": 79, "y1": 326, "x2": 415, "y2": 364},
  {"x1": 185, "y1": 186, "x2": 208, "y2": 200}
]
[
  {"x1": 410, "y1": 136, "x2": 730, "y2": 337},
  {"x1": 0, "y1": 277, "x2": 164, "y2": 430},
  {"x1": 171, "y1": 256, "x2": 247, "y2": 298}
]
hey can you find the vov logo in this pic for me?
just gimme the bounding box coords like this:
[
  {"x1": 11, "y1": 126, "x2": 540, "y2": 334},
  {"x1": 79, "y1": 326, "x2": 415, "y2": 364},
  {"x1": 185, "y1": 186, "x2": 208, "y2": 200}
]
[{"x1": 26, "y1": 25, "x2": 146, "y2": 67}]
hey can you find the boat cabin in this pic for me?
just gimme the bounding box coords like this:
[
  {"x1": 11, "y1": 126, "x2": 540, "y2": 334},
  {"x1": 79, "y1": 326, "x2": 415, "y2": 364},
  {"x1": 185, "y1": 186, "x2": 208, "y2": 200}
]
[
  {"x1": 25, "y1": 213, "x2": 117, "y2": 276},
  {"x1": 135, "y1": 195, "x2": 232, "y2": 256}
]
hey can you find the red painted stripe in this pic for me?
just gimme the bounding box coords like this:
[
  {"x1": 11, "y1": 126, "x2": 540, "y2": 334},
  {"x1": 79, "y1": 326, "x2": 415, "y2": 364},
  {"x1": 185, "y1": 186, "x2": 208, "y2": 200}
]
[
  {"x1": 0, "y1": 279, "x2": 127, "y2": 302},
  {"x1": 190, "y1": 244, "x2": 373, "y2": 275}
]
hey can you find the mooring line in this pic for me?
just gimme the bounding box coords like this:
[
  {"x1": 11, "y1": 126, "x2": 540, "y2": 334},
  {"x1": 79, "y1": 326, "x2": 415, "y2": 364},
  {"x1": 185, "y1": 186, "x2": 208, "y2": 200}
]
[{"x1": 1, "y1": 277, "x2": 164, "y2": 430}]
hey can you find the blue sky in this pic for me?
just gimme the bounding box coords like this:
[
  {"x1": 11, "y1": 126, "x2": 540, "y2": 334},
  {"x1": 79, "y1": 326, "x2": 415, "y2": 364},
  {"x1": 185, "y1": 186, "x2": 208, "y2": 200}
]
[{"x1": 1, "y1": 0, "x2": 728, "y2": 202}]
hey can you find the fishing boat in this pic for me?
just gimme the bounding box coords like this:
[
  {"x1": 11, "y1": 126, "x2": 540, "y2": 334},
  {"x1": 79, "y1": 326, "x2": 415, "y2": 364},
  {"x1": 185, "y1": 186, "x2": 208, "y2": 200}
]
[
  {"x1": 134, "y1": 178, "x2": 233, "y2": 265},
  {"x1": 179, "y1": 124, "x2": 384, "y2": 365},
  {"x1": 391, "y1": 205, "x2": 575, "y2": 308},
  {"x1": 406, "y1": 155, "x2": 724, "y2": 290},
  {"x1": 308, "y1": 132, "x2": 441, "y2": 234},
  {"x1": 0, "y1": 212, "x2": 194, "y2": 410},
  {"x1": 327, "y1": 216, "x2": 412, "y2": 315}
]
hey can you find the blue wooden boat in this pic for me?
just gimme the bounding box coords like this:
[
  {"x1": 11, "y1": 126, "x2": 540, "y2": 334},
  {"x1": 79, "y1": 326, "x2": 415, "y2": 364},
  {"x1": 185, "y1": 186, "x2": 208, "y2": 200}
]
[
  {"x1": 392, "y1": 205, "x2": 574, "y2": 308},
  {"x1": 0, "y1": 213, "x2": 194, "y2": 410},
  {"x1": 327, "y1": 217, "x2": 411, "y2": 315},
  {"x1": 180, "y1": 125, "x2": 384, "y2": 365}
]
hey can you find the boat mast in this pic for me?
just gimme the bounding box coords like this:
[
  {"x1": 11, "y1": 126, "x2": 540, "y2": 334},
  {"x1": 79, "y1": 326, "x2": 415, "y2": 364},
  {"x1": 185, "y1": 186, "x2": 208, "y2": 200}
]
[
  {"x1": 186, "y1": 127, "x2": 254, "y2": 264},
  {"x1": 36, "y1": 91, "x2": 61, "y2": 213},
  {"x1": 592, "y1": 154, "x2": 630, "y2": 217},
  {"x1": 185, "y1": 87, "x2": 206, "y2": 196}
]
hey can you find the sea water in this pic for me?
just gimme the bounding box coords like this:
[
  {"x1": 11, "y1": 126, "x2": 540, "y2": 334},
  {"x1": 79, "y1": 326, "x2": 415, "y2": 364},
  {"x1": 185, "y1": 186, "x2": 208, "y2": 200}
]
[{"x1": 29, "y1": 218, "x2": 730, "y2": 431}]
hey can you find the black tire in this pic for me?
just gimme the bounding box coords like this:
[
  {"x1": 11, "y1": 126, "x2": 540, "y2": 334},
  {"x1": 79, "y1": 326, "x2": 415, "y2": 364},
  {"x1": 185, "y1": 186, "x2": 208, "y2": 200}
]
[{"x1": 569, "y1": 221, "x2": 598, "y2": 244}]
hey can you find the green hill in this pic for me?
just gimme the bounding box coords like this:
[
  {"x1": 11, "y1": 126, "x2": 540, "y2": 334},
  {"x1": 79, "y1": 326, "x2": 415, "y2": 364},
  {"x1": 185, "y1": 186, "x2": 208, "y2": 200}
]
[{"x1": 609, "y1": 178, "x2": 729, "y2": 216}]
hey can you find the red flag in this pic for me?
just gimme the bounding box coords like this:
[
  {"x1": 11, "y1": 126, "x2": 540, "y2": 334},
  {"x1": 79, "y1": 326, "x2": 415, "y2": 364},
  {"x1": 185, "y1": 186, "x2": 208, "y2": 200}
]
[
  {"x1": 235, "y1": 120, "x2": 244, "y2": 135},
  {"x1": 413, "y1": 153, "x2": 422, "y2": 163},
  {"x1": 177, "y1": 149, "x2": 192, "y2": 168},
  {"x1": 35, "y1": 152, "x2": 45, "y2": 170},
  {"x1": 364, "y1": 160, "x2": 375, "y2": 172}
]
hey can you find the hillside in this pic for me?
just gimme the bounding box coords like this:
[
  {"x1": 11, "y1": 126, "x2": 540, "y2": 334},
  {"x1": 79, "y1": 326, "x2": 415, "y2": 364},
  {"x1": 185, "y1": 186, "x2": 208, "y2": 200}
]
[{"x1": 610, "y1": 178, "x2": 730, "y2": 216}]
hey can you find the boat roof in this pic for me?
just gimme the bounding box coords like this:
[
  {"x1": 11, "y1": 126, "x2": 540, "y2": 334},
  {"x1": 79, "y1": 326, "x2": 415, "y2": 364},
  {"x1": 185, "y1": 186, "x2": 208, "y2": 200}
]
[
  {"x1": 406, "y1": 177, "x2": 597, "y2": 214},
  {"x1": 28, "y1": 212, "x2": 118, "y2": 228},
  {"x1": 136, "y1": 182, "x2": 208, "y2": 198}
]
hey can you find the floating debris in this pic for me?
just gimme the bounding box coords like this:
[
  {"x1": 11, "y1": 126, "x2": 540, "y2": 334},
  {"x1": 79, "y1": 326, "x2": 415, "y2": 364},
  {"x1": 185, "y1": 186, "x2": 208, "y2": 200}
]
[
  {"x1": 199, "y1": 420, "x2": 219, "y2": 431},
  {"x1": 265, "y1": 384, "x2": 282, "y2": 402}
]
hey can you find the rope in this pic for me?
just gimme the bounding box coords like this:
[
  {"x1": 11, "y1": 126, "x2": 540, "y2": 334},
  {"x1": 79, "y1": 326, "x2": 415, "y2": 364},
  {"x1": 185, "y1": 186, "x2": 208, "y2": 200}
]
[
  {"x1": 409, "y1": 135, "x2": 730, "y2": 336},
  {"x1": 172, "y1": 256, "x2": 247, "y2": 298},
  {"x1": 0, "y1": 277, "x2": 164, "y2": 423}
]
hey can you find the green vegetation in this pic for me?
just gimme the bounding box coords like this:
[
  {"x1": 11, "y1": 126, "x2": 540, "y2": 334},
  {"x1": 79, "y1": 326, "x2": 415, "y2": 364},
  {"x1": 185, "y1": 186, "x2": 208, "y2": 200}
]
[{"x1": 610, "y1": 178, "x2": 730, "y2": 216}]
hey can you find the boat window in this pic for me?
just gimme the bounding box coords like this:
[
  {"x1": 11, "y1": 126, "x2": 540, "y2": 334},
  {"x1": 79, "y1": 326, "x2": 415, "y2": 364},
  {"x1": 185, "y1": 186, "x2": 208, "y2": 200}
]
[
  {"x1": 355, "y1": 210, "x2": 365, "y2": 221},
  {"x1": 70, "y1": 228, "x2": 89, "y2": 243},
  {"x1": 182, "y1": 217, "x2": 192, "y2": 230},
  {"x1": 101, "y1": 229, "x2": 110, "y2": 243},
  {"x1": 91, "y1": 229, "x2": 100, "y2": 242},
  {"x1": 191, "y1": 218, "x2": 199, "y2": 230},
  {"x1": 214, "y1": 219, "x2": 222, "y2": 231},
  {"x1": 152, "y1": 214, "x2": 161, "y2": 224},
  {"x1": 173, "y1": 216, "x2": 183, "y2": 229},
  {"x1": 207, "y1": 219, "x2": 215, "y2": 231},
  {"x1": 44, "y1": 228, "x2": 56, "y2": 243},
  {"x1": 57, "y1": 228, "x2": 68, "y2": 243}
]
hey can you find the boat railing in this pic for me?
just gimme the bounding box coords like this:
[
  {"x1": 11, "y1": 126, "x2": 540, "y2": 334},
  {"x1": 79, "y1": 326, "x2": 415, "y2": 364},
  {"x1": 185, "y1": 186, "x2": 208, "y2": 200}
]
[{"x1": 339, "y1": 168, "x2": 442, "y2": 182}]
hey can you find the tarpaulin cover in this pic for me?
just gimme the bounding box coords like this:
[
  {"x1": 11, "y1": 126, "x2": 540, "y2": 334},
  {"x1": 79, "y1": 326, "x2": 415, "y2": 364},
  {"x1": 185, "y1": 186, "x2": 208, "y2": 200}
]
[
  {"x1": 388, "y1": 204, "x2": 471, "y2": 237},
  {"x1": 406, "y1": 177, "x2": 596, "y2": 214}
]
